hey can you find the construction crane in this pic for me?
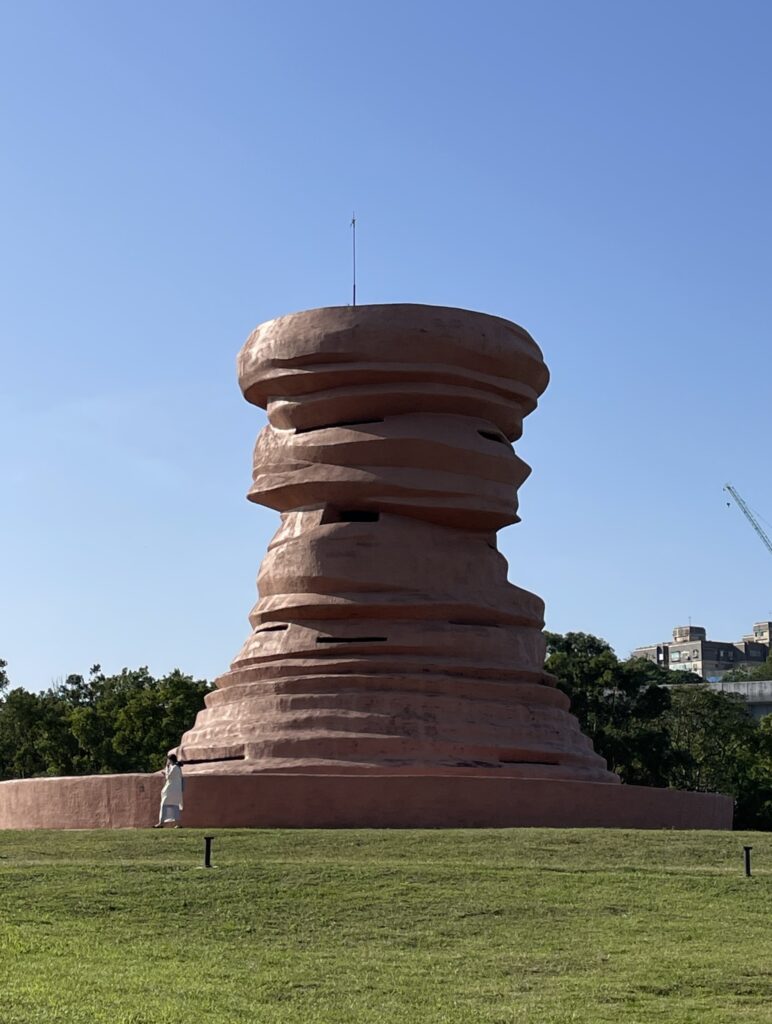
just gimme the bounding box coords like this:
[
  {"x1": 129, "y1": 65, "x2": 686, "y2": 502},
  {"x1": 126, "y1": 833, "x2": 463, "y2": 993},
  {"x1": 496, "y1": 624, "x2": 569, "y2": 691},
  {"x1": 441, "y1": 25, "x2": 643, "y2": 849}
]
[{"x1": 724, "y1": 483, "x2": 772, "y2": 557}]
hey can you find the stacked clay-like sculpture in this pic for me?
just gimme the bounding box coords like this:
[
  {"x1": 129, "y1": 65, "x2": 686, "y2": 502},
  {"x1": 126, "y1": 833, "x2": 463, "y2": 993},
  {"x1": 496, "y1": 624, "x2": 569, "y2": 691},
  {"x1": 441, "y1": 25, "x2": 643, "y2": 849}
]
[{"x1": 180, "y1": 305, "x2": 617, "y2": 784}]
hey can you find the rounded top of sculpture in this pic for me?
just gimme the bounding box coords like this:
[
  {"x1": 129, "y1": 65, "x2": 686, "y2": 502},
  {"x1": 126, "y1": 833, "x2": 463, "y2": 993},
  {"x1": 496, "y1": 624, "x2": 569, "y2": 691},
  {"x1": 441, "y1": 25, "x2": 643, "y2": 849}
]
[{"x1": 239, "y1": 299, "x2": 548, "y2": 436}]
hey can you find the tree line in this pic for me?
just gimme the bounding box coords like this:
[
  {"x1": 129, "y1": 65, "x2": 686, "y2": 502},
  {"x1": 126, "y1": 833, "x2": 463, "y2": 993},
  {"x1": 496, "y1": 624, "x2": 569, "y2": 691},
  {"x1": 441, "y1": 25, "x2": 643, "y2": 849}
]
[
  {"x1": 1, "y1": 637, "x2": 770, "y2": 829},
  {"x1": 0, "y1": 660, "x2": 211, "y2": 779}
]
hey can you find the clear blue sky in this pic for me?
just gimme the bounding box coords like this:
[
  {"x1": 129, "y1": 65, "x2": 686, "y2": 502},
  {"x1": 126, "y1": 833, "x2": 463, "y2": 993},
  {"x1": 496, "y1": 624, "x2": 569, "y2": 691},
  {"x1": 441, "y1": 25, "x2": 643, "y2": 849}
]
[{"x1": 2, "y1": 0, "x2": 771, "y2": 690}]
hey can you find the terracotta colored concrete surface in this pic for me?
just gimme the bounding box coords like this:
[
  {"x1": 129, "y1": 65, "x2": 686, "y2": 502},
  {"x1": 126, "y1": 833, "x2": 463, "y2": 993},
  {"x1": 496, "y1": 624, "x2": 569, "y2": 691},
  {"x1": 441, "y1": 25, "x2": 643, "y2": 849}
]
[
  {"x1": 179, "y1": 304, "x2": 617, "y2": 785},
  {"x1": 0, "y1": 774, "x2": 162, "y2": 829},
  {"x1": 0, "y1": 773, "x2": 733, "y2": 830}
]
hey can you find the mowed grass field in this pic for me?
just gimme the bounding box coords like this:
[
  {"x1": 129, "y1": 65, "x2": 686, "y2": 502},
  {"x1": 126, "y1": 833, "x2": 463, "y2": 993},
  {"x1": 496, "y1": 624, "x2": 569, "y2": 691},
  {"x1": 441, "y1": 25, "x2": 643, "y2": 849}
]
[{"x1": 0, "y1": 828, "x2": 770, "y2": 1024}]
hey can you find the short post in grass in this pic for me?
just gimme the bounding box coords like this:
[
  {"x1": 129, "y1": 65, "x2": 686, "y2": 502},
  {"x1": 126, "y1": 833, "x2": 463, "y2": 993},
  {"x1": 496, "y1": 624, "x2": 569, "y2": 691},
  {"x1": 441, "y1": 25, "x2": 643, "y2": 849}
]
[
  {"x1": 203, "y1": 835, "x2": 215, "y2": 868},
  {"x1": 743, "y1": 845, "x2": 752, "y2": 878}
]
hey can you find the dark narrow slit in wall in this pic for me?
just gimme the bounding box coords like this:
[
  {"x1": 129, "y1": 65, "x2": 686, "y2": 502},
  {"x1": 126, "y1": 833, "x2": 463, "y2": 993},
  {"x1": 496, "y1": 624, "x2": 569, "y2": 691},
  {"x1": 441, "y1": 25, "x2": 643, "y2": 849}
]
[
  {"x1": 182, "y1": 755, "x2": 246, "y2": 765},
  {"x1": 316, "y1": 636, "x2": 388, "y2": 644},
  {"x1": 295, "y1": 418, "x2": 384, "y2": 434},
  {"x1": 254, "y1": 624, "x2": 289, "y2": 634},
  {"x1": 478, "y1": 429, "x2": 509, "y2": 445},
  {"x1": 498, "y1": 759, "x2": 559, "y2": 766},
  {"x1": 340, "y1": 510, "x2": 380, "y2": 522},
  {"x1": 321, "y1": 507, "x2": 380, "y2": 523}
]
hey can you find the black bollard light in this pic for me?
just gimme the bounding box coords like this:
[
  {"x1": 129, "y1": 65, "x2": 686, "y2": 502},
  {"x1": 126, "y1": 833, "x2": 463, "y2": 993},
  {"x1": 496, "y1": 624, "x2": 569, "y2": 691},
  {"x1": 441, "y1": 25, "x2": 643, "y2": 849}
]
[
  {"x1": 203, "y1": 835, "x2": 215, "y2": 868},
  {"x1": 743, "y1": 845, "x2": 752, "y2": 878}
]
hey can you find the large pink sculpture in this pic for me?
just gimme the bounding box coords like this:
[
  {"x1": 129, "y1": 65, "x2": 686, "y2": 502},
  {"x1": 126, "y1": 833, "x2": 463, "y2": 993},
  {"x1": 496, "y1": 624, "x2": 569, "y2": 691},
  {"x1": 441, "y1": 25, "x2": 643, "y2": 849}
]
[{"x1": 178, "y1": 305, "x2": 615, "y2": 782}]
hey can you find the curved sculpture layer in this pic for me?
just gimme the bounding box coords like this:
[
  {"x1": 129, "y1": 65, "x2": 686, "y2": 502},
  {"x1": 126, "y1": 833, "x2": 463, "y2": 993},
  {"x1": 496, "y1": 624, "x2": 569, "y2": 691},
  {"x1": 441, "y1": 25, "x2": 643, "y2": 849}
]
[{"x1": 179, "y1": 304, "x2": 618, "y2": 784}]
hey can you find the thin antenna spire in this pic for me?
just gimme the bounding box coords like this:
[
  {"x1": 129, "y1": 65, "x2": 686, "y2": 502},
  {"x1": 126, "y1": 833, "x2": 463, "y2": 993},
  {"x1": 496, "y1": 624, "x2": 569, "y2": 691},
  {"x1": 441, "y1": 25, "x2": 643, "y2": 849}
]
[{"x1": 351, "y1": 212, "x2": 357, "y2": 306}]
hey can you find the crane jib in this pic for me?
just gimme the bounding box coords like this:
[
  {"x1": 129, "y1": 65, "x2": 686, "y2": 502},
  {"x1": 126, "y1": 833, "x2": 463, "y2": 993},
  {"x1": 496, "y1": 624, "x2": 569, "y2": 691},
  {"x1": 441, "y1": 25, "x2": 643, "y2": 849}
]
[{"x1": 724, "y1": 483, "x2": 772, "y2": 557}]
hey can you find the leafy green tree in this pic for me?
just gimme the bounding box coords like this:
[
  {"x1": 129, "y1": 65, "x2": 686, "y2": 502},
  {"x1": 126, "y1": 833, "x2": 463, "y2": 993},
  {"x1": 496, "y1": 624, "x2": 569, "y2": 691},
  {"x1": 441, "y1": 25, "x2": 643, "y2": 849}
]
[
  {"x1": 664, "y1": 686, "x2": 772, "y2": 828},
  {"x1": 111, "y1": 668, "x2": 212, "y2": 772},
  {"x1": 545, "y1": 633, "x2": 677, "y2": 786},
  {"x1": 750, "y1": 714, "x2": 772, "y2": 828},
  {"x1": 0, "y1": 663, "x2": 212, "y2": 779},
  {"x1": 59, "y1": 665, "x2": 212, "y2": 774},
  {"x1": 0, "y1": 688, "x2": 48, "y2": 779},
  {"x1": 0, "y1": 681, "x2": 77, "y2": 779}
]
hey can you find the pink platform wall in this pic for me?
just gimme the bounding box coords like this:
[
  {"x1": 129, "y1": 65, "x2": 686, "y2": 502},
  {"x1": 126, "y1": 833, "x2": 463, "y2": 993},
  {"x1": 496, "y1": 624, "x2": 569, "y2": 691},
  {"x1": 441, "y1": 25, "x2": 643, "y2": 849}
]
[{"x1": 0, "y1": 773, "x2": 733, "y2": 830}]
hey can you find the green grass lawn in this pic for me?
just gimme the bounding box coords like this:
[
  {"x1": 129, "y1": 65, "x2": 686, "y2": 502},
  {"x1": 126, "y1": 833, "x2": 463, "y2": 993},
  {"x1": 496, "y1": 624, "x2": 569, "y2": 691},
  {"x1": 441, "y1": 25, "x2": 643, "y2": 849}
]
[{"x1": 0, "y1": 828, "x2": 770, "y2": 1024}]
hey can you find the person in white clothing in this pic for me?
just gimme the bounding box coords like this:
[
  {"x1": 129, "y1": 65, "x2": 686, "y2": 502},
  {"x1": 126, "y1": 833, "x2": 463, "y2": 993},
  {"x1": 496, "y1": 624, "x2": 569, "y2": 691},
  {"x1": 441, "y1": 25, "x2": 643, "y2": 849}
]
[{"x1": 154, "y1": 753, "x2": 184, "y2": 828}]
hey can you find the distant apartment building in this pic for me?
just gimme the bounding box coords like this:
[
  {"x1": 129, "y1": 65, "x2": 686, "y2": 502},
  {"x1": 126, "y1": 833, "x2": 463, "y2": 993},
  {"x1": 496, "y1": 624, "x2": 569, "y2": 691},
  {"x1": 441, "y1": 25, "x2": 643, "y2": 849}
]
[
  {"x1": 631, "y1": 622, "x2": 771, "y2": 682},
  {"x1": 743, "y1": 621, "x2": 772, "y2": 645}
]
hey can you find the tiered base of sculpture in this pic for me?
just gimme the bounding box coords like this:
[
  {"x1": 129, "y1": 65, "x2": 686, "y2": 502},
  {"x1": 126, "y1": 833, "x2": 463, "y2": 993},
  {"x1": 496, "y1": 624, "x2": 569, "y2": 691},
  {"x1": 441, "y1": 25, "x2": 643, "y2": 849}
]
[{"x1": 0, "y1": 772, "x2": 733, "y2": 830}]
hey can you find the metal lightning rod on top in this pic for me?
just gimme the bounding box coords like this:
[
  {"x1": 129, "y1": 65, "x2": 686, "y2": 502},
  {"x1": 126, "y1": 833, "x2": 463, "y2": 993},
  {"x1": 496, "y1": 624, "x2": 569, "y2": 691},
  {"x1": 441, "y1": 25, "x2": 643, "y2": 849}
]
[{"x1": 351, "y1": 212, "x2": 357, "y2": 306}]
